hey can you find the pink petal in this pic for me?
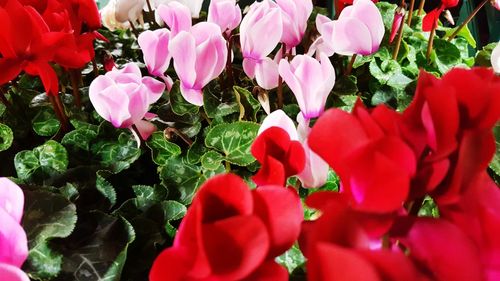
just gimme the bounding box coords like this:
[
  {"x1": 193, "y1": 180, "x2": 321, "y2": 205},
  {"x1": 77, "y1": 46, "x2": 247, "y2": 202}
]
[
  {"x1": 298, "y1": 142, "x2": 330, "y2": 188},
  {"x1": 330, "y1": 17, "x2": 373, "y2": 56},
  {"x1": 157, "y1": 2, "x2": 192, "y2": 36},
  {"x1": 138, "y1": 29, "x2": 171, "y2": 77},
  {"x1": 258, "y1": 110, "x2": 299, "y2": 140},
  {"x1": 169, "y1": 31, "x2": 197, "y2": 88},
  {"x1": 141, "y1": 76, "x2": 166, "y2": 104},
  {"x1": 0, "y1": 178, "x2": 24, "y2": 223},
  {"x1": 89, "y1": 77, "x2": 132, "y2": 128},
  {"x1": 133, "y1": 119, "x2": 157, "y2": 140},
  {"x1": 255, "y1": 57, "x2": 279, "y2": 90},
  {"x1": 243, "y1": 58, "x2": 257, "y2": 79},
  {"x1": 179, "y1": 84, "x2": 203, "y2": 106},
  {"x1": 0, "y1": 263, "x2": 30, "y2": 281},
  {"x1": 346, "y1": 0, "x2": 385, "y2": 51},
  {"x1": 0, "y1": 208, "x2": 28, "y2": 267}
]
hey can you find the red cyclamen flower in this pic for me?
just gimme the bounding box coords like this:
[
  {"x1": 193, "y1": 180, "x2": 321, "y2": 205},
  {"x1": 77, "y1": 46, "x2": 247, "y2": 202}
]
[
  {"x1": 149, "y1": 174, "x2": 303, "y2": 281},
  {"x1": 251, "y1": 126, "x2": 306, "y2": 186}
]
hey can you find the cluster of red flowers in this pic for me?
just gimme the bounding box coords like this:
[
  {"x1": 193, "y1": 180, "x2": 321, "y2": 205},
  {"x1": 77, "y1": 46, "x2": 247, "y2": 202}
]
[
  {"x1": 0, "y1": 0, "x2": 102, "y2": 95},
  {"x1": 150, "y1": 67, "x2": 499, "y2": 280}
]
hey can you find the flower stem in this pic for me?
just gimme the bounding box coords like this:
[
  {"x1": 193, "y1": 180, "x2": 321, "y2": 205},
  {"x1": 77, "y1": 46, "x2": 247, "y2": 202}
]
[
  {"x1": 393, "y1": 10, "x2": 406, "y2": 60},
  {"x1": 165, "y1": 127, "x2": 193, "y2": 146},
  {"x1": 426, "y1": 23, "x2": 436, "y2": 61},
  {"x1": 277, "y1": 43, "x2": 287, "y2": 109},
  {"x1": 128, "y1": 20, "x2": 140, "y2": 37},
  {"x1": 417, "y1": 0, "x2": 426, "y2": 16},
  {"x1": 345, "y1": 54, "x2": 357, "y2": 76},
  {"x1": 406, "y1": 0, "x2": 415, "y2": 26},
  {"x1": 69, "y1": 70, "x2": 82, "y2": 108},
  {"x1": 224, "y1": 33, "x2": 234, "y2": 89},
  {"x1": 447, "y1": 0, "x2": 488, "y2": 41},
  {"x1": 49, "y1": 94, "x2": 69, "y2": 133},
  {"x1": 92, "y1": 58, "x2": 99, "y2": 76}
]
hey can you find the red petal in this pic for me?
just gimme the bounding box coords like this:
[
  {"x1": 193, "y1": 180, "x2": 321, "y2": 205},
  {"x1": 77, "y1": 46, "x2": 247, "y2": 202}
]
[{"x1": 242, "y1": 261, "x2": 288, "y2": 281}]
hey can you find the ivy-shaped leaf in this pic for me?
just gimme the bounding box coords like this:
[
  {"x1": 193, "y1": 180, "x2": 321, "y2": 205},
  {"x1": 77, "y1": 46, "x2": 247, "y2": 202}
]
[
  {"x1": 161, "y1": 200, "x2": 187, "y2": 237},
  {"x1": 62, "y1": 128, "x2": 98, "y2": 151},
  {"x1": 369, "y1": 59, "x2": 402, "y2": 85},
  {"x1": 32, "y1": 108, "x2": 60, "y2": 136},
  {"x1": 14, "y1": 140, "x2": 68, "y2": 181},
  {"x1": 146, "y1": 132, "x2": 182, "y2": 166},
  {"x1": 0, "y1": 123, "x2": 13, "y2": 152},
  {"x1": 96, "y1": 171, "x2": 117, "y2": 207},
  {"x1": 205, "y1": 121, "x2": 259, "y2": 166},
  {"x1": 203, "y1": 86, "x2": 239, "y2": 119},
  {"x1": 201, "y1": 150, "x2": 225, "y2": 170},
  {"x1": 132, "y1": 185, "x2": 168, "y2": 211},
  {"x1": 23, "y1": 190, "x2": 77, "y2": 280},
  {"x1": 169, "y1": 81, "x2": 199, "y2": 116},
  {"x1": 233, "y1": 86, "x2": 261, "y2": 120},
  {"x1": 92, "y1": 133, "x2": 141, "y2": 173}
]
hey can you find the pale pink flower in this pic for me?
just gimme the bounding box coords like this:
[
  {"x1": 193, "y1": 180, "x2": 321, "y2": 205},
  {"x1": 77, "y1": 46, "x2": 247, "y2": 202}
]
[
  {"x1": 278, "y1": 54, "x2": 336, "y2": 119},
  {"x1": 492, "y1": 42, "x2": 500, "y2": 74},
  {"x1": 156, "y1": 2, "x2": 192, "y2": 37},
  {"x1": 138, "y1": 29, "x2": 173, "y2": 89},
  {"x1": 276, "y1": 0, "x2": 313, "y2": 49},
  {"x1": 89, "y1": 63, "x2": 165, "y2": 139},
  {"x1": 240, "y1": 0, "x2": 283, "y2": 89},
  {"x1": 208, "y1": 0, "x2": 242, "y2": 35},
  {"x1": 169, "y1": 22, "x2": 227, "y2": 106},
  {"x1": 0, "y1": 263, "x2": 30, "y2": 281},
  {"x1": 313, "y1": 0, "x2": 385, "y2": 56}
]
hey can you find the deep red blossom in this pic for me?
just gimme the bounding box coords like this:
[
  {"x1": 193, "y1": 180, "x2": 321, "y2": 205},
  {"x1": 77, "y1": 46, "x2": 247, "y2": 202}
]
[
  {"x1": 251, "y1": 127, "x2": 306, "y2": 186},
  {"x1": 300, "y1": 193, "x2": 425, "y2": 281},
  {"x1": 0, "y1": 0, "x2": 68, "y2": 95},
  {"x1": 149, "y1": 174, "x2": 303, "y2": 281},
  {"x1": 401, "y1": 68, "x2": 500, "y2": 204},
  {"x1": 422, "y1": 0, "x2": 460, "y2": 31},
  {"x1": 308, "y1": 101, "x2": 416, "y2": 213}
]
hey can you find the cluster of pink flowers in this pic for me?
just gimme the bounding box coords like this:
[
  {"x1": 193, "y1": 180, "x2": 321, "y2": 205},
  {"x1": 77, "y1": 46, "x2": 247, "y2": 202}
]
[{"x1": 0, "y1": 178, "x2": 29, "y2": 281}]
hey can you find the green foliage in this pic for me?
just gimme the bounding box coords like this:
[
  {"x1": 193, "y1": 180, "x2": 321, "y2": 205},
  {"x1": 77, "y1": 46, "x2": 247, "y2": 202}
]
[
  {"x1": 0, "y1": 123, "x2": 13, "y2": 152},
  {"x1": 14, "y1": 140, "x2": 68, "y2": 181},
  {"x1": 146, "y1": 132, "x2": 182, "y2": 166}
]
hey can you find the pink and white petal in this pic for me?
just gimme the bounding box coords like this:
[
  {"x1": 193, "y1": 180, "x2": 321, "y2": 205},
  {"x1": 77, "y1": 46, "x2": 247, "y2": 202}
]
[
  {"x1": 97, "y1": 86, "x2": 132, "y2": 128},
  {"x1": 180, "y1": 84, "x2": 203, "y2": 106},
  {"x1": 491, "y1": 42, "x2": 500, "y2": 74},
  {"x1": 258, "y1": 110, "x2": 299, "y2": 140},
  {"x1": 316, "y1": 14, "x2": 332, "y2": 34},
  {"x1": 0, "y1": 263, "x2": 30, "y2": 281},
  {"x1": 255, "y1": 57, "x2": 279, "y2": 90},
  {"x1": 157, "y1": 2, "x2": 192, "y2": 36},
  {"x1": 0, "y1": 208, "x2": 28, "y2": 267},
  {"x1": 278, "y1": 59, "x2": 306, "y2": 112},
  {"x1": 349, "y1": 0, "x2": 385, "y2": 51},
  {"x1": 133, "y1": 119, "x2": 157, "y2": 140},
  {"x1": 169, "y1": 31, "x2": 197, "y2": 88},
  {"x1": 247, "y1": 8, "x2": 283, "y2": 57},
  {"x1": 330, "y1": 17, "x2": 373, "y2": 56},
  {"x1": 0, "y1": 178, "x2": 24, "y2": 223},
  {"x1": 298, "y1": 143, "x2": 330, "y2": 188},
  {"x1": 141, "y1": 76, "x2": 166, "y2": 104},
  {"x1": 243, "y1": 58, "x2": 258, "y2": 79}
]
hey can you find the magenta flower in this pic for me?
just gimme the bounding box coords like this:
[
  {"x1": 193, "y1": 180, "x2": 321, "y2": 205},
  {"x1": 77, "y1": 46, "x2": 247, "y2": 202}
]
[
  {"x1": 89, "y1": 63, "x2": 165, "y2": 139},
  {"x1": 278, "y1": 54, "x2": 336, "y2": 120},
  {"x1": 0, "y1": 178, "x2": 29, "y2": 281},
  {"x1": 169, "y1": 22, "x2": 227, "y2": 106},
  {"x1": 138, "y1": 29, "x2": 172, "y2": 83},
  {"x1": 276, "y1": 0, "x2": 313, "y2": 50},
  {"x1": 240, "y1": 0, "x2": 283, "y2": 89},
  {"x1": 315, "y1": 0, "x2": 384, "y2": 56},
  {"x1": 207, "y1": 0, "x2": 242, "y2": 35}
]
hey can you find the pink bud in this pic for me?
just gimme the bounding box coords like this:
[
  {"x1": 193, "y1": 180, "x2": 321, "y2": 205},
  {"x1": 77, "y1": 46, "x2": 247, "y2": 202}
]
[
  {"x1": 278, "y1": 54, "x2": 336, "y2": 120},
  {"x1": 208, "y1": 0, "x2": 242, "y2": 35},
  {"x1": 89, "y1": 63, "x2": 165, "y2": 135},
  {"x1": 317, "y1": 0, "x2": 385, "y2": 56},
  {"x1": 169, "y1": 22, "x2": 227, "y2": 106},
  {"x1": 390, "y1": 6, "x2": 405, "y2": 43},
  {"x1": 276, "y1": 0, "x2": 313, "y2": 49},
  {"x1": 240, "y1": 0, "x2": 283, "y2": 79},
  {"x1": 138, "y1": 29, "x2": 171, "y2": 77}
]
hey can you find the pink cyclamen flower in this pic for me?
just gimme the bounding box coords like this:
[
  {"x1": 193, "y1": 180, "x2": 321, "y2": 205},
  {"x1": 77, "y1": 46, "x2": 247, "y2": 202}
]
[
  {"x1": 240, "y1": 0, "x2": 283, "y2": 89},
  {"x1": 153, "y1": 0, "x2": 203, "y2": 18},
  {"x1": 316, "y1": 0, "x2": 384, "y2": 56},
  {"x1": 0, "y1": 178, "x2": 29, "y2": 281},
  {"x1": 278, "y1": 54, "x2": 336, "y2": 120},
  {"x1": 492, "y1": 0, "x2": 500, "y2": 10},
  {"x1": 138, "y1": 29, "x2": 173, "y2": 88},
  {"x1": 89, "y1": 63, "x2": 165, "y2": 139},
  {"x1": 492, "y1": 42, "x2": 500, "y2": 73},
  {"x1": 390, "y1": 6, "x2": 405, "y2": 43},
  {"x1": 208, "y1": 0, "x2": 242, "y2": 35},
  {"x1": 156, "y1": 2, "x2": 192, "y2": 36},
  {"x1": 276, "y1": 0, "x2": 313, "y2": 50},
  {"x1": 169, "y1": 22, "x2": 227, "y2": 106}
]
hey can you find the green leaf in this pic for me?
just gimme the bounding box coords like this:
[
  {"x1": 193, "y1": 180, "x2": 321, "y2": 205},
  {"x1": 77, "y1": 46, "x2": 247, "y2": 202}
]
[
  {"x1": 205, "y1": 121, "x2": 259, "y2": 166},
  {"x1": 332, "y1": 75, "x2": 358, "y2": 96},
  {"x1": 23, "y1": 190, "x2": 77, "y2": 280},
  {"x1": 201, "y1": 150, "x2": 225, "y2": 170},
  {"x1": 58, "y1": 212, "x2": 135, "y2": 281},
  {"x1": 169, "y1": 81, "x2": 199, "y2": 116},
  {"x1": 445, "y1": 24, "x2": 476, "y2": 48},
  {"x1": 490, "y1": 125, "x2": 500, "y2": 177},
  {"x1": 62, "y1": 128, "x2": 98, "y2": 151},
  {"x1": 33, "y1": 140, "x2": 68, "y2": 175},
  {"x1": 475, "y1": 42, "x2": 497, "y2": 67},
  {"x1": 92, "y1": 133, "x2": 141, "y2": 173},
  {"x1": 132, "y1": 185, "x2": 168, "y2": 211},
  {"x1": 186, "y1": 137, "x2": 208, "y2": 164},
  {"x1": 233, "y1": 86, "x2": 261, "y2": 120},
  {"x1": 418, "y1": 196, "x2": 440, "y2": 218},
  {"x1": 387, "y1": 73, "x2": 412, "y2": 90},
  {"x1": 276, "y1": 244, "x2": 306, "y2": 274},
  {"x1": 433, "y1": 38, "x2": 462, "y2": 74},
  {"x1": 96, "y1": 171, "x2": 117, "y2": 207},
  {"x1": 146, "y1": 131, "x2": 182, "y2": 165},
  {"x1": 32, "y1": 108, "x2": 60, "y2": 136},
  {"x1": 14, "y1": 140, "x2": 68, "y2": 180},
  {"x1": 203, "y1": 87, "x2": 239, "y2": 118},
  {"x1": 161, "y1": 200, "x2": 187, "y2": 237},
  {"x1": 0, "y1": 123, "x2": 13, "y2": 152},
  {"x1": 369, "y1": 59, "x2": 402, "y2": 85},
  {"x1": 376, "y1": 2, "x2": 398, "y2": 31}
]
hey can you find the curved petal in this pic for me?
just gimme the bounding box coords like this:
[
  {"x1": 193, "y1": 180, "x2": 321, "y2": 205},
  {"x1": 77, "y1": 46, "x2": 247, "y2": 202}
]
[
  {"x1": 0, "y1": 178, "x2": 24, "y2": 223},
  {"x1": 330, "y1": 17, "x2": 373, "y2": 56},
  {"x1": 0, "y1": 263, "x2": 30, "y2": 281},
  {"x1": 179, "y1": 84, "x2": 203, "y2": 106},
  {"x1": 258, "y1": 110, "x2": 299, "y2": 140},
  {"x1": 138, "y1": 29, "x2": 171, "y2": 76},
  {"x1": 169, "y1": 31, "x2": 197, "y2": 88},
  {"x1": 0, "y1": 208, "x2": 28, "y2": 267},
  {"x1": 157, "y1": 2, "x2": 192, "y2": 36},
  {"x1": 255, "y1": 57, "x2": 279, "y2": 90}
]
